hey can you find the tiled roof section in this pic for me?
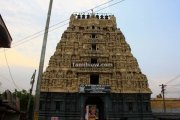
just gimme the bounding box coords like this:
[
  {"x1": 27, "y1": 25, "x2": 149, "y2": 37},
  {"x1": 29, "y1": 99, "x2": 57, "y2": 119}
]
[{"x1": 0, "y1": 14, "x2": 12, "y2": 48}]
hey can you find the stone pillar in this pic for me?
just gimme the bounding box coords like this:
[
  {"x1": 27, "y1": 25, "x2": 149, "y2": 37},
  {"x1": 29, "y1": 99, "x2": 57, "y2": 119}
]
[
  {"x1": 80, "y1": 95, "x2": 84, "y2": 120},
  {"x1": 122, "y1": 94, "x2": 125, "y2": 112},
  {"x1": 104, "y1": 95, "x2": 109, "y2": 120},
  {"x1": 140, "y1": 94, "x2": 144, "y2": 120}
]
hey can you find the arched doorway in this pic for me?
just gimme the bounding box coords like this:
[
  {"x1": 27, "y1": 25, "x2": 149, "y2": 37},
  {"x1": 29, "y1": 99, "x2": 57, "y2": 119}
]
[{"x1": 85, "y1": 96, "x2": 104, "y2": 120}]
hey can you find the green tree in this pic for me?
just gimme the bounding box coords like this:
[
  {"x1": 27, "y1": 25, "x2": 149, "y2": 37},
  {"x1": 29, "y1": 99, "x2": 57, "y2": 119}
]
[
  {"x1": 13, "y1": 89, "x2": 34, "y2": 120},
  {"x1": 13, "y1": 89, "x2": 27, "y2": 111}
]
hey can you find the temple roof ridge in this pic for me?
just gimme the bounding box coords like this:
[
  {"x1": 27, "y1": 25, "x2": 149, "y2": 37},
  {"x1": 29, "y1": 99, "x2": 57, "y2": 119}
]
[{"x1": 72, "y1": 12, "x2": 114, "y2": 20}]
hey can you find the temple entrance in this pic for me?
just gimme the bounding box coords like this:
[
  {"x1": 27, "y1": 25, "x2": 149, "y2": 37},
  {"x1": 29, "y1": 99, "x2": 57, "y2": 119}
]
[{"x1": 85, "y1": 97, "x2": 104, "y2": 120}]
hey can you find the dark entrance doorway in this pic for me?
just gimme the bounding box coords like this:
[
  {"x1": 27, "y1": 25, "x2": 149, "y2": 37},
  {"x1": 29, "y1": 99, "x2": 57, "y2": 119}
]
[
  {"x1": 85, "y1": 97, "x2": 104, "y2": 120},
  {"x1": 90, "y1": 74, "x2": 99, "y2": 85}
]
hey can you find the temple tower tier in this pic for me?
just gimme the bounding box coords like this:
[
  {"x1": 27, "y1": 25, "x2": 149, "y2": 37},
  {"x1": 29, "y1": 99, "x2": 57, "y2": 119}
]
[{"x1": 39, "y1": 13, "x2": 154, "y2": 120}]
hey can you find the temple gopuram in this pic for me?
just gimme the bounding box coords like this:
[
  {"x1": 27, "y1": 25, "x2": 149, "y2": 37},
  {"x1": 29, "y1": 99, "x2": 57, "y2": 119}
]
[{"x1": 39, "y1": 13, "x2": 154, "y2": 120}]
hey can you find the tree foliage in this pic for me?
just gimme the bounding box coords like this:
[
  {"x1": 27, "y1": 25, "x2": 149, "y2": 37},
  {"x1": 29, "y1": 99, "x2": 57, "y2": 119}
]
[{"x1": 13, "y1": 89, "x2": 34, "y2": 115}]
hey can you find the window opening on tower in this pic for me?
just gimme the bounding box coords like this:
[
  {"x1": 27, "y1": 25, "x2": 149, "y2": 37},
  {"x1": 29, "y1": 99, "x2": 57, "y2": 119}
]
[
  {"x1": 92, "y1": 34, "x2": 96, "y2": 38},
  {"x1": 91, "y1": 58, "x2": 97, "y2": 63},
  {"x1": 92, "y1": 44, "x2": 96, "y2": 50},
  {"x1": 92, "y1": 26, "x2": 95, "y2": 29}
]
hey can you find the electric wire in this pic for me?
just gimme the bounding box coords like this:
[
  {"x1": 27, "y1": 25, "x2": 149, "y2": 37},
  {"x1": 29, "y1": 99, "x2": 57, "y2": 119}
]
[
  {"x1": 12, "y1": 22, "x2": 69, "y2": 48},
  {"x1": 12, "y1": 19, "x2": 70, "y2": 47},
  {"x1": 3, "y1": 48, "x2": 20, "y2": 90},
  {"x1": 0, "y1": 0, "x2": 126, "y2": 92},
  {"x1": 0, "y1": 0, "x2": 123, "y2": 51},
  {"x1": 165, "y1": 84, "x2": 180, "y2": 94},
  {"x1": 83, "y1": 0, "x2": 114, "y2": 13},
  {"x1": 165, "y1": 74, "x2": 180, "y2": 85},
  {"x1": 163, "y1": 74, "x2": 180, "y2": 94},
  {"x1": 158, "y1": 74, "x2": 180, "y2": 95},
  {"x1": 95, "y1": 0, "x2": 125, "y2": 12},
  {"x1": 13, "y1": 0, "x2": 115, "y2": 46}
]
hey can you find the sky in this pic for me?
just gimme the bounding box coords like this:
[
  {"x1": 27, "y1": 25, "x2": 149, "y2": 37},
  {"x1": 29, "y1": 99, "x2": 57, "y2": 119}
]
[{"x1": 0, "y1": 0, "x2": 180, "y2": 98}]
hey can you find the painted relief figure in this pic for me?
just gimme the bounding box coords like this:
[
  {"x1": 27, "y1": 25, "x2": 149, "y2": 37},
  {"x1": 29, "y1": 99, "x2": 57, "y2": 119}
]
[{"x1": 85, "y1": 105, "x2": 98, "y2": 120}]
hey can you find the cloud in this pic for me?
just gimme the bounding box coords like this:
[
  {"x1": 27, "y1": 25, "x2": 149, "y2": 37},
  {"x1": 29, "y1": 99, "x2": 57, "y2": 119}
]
[
  {"x1": 0, "y1": 49, "x2": 38, "y2": 68},
  {"x1": 0, "y1": 48, "x2": 38, "y2": 92}
]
